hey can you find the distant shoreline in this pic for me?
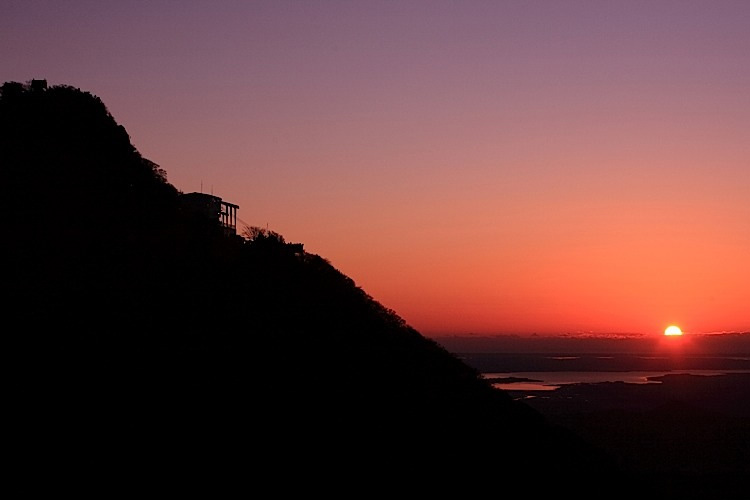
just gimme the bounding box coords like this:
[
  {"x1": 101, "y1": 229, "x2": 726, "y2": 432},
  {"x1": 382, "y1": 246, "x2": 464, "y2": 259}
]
[
  {"x1": 435, "y1": 332, "x2": 750, "y2": 355},
  {"x1": 509, "y1": 371, "x2": 750, "y2": 416},
  {"x1": 457, "y1": 351, "x2": 750, "y2": 375},
  {"x1": 483, "y1": 368, "x2": 750, "y2": 392}
]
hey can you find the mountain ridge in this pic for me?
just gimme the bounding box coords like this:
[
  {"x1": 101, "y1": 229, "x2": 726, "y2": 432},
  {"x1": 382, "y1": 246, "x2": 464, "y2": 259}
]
[{"x1": 3, "y1": 80, "x2": 619, "y2": 494}]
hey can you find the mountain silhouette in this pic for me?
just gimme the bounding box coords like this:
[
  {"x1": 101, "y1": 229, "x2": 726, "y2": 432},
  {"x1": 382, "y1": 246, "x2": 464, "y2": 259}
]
[{"x1": 3, "y1": 81, "x2": 622, "y2": 495}]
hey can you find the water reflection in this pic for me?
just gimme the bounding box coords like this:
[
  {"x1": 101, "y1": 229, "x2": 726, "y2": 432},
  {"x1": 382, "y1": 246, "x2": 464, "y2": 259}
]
[{"x1": 484, "y1": 369, "x2": 749, "y2": 391}]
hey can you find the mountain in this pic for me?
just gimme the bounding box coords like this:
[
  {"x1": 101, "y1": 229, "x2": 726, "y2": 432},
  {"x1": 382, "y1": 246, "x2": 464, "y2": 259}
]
[{"x1": 2, "y1": 81, "x2": 620, "y2": 494}]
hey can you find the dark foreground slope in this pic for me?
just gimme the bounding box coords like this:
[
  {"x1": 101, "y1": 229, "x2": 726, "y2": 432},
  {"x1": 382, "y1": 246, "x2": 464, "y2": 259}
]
[
  {"x1": 3, "y1": 82, "x2": 620, "y2": 494},
  {"x1": 517, "y1": 373, "x2": 750, "y2": 498}
]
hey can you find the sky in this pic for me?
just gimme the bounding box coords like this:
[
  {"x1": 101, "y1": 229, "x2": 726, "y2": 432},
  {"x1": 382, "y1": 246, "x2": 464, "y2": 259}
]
[{"x1": 3, "y1": 1, "x2": 749, "y2": 338}]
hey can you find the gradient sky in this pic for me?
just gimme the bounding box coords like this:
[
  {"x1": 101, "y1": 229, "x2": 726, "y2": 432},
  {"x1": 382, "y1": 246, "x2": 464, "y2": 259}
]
[{"x1": 3, "y1": 1, "x2": 749, "y2": 337}]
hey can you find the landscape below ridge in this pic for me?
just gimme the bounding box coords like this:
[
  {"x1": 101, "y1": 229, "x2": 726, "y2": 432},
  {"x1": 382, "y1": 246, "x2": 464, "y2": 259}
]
[{"x1": 4, "y1": 81, "x2": 747, "y2": 497}]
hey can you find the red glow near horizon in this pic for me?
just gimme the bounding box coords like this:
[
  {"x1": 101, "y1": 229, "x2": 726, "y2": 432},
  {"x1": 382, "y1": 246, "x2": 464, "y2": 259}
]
[{"x1": 655, "y1": 331, "x2": 694, "y2": 357}]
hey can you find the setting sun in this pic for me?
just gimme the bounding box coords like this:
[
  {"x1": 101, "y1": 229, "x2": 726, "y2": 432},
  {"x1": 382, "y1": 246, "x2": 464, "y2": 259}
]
[{"x1": 664, "y1": 325, "x2": 683, "y2": 336}]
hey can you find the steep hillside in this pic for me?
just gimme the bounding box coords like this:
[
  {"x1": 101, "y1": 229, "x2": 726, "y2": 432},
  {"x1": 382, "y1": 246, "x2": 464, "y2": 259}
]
[{"x1": 3, "y1": 81, "x2": 619, "y2": 494}]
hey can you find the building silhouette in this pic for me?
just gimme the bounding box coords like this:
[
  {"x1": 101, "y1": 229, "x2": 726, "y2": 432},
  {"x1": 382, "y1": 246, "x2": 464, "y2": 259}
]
[{"x1": 179, "y1": 192, "x2": 239, "y2": 236}]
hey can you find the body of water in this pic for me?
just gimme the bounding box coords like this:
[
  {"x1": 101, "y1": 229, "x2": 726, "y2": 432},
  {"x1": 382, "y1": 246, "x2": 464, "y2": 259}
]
[
  {"x1": 458, "y1": 352, "x2": 750, "y2": 391},
  {"x1": 483, "y1": 369, "x2": 750, "y2": 391}
]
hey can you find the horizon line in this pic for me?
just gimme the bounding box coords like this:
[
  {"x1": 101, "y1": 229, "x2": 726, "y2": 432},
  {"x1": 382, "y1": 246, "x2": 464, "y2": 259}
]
[{"x1": 429, "y1": 331, "x2": 750, "y2": 338}]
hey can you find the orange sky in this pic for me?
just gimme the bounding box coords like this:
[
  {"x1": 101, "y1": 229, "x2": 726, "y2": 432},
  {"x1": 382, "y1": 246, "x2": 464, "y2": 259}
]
[{"x1": 3, "y1": 2, "x2": 749, "y2": 336}]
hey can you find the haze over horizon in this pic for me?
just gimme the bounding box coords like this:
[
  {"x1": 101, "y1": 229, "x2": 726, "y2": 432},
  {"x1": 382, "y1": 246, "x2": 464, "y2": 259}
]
[{"x1": 4, "y1": 1, "x2": 749, "y2": 337}]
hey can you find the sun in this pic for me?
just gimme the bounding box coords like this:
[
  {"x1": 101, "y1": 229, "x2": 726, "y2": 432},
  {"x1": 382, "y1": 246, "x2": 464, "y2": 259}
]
[{"x1": 664, "y1": 325, "x2": 683, "y2": 336}]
